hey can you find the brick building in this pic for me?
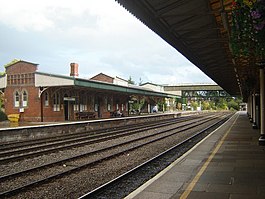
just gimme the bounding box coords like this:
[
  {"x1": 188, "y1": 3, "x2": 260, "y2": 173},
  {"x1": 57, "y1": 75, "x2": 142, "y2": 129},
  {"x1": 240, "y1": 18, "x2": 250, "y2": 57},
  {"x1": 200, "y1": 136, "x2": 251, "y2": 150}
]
[{"x1": 0, "y1": 60, "x2": 177, "y2": 122}]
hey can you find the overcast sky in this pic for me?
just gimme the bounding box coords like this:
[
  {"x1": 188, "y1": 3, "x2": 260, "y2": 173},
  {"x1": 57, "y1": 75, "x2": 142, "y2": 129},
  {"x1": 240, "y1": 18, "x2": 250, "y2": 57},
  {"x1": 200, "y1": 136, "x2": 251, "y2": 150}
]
[{"x1": 0, "y1": 0, "x2": 215, "y2": 85}]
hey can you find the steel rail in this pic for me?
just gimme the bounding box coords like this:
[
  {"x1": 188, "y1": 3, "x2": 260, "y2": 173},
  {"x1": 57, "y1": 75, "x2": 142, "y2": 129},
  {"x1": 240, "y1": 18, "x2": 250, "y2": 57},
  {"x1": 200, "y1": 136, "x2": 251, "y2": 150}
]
[
  {"x1": 0, "y1": 114, "x2": 217, "y2": 181},
  {"x1": 0, "y1": 113, "x2": 228, "y2": 197},
  {"x1": 79, "y1": 114, "x2": 232, "y2": 198},
  {"x1": 0, "y1": 117, "x2": 184, "y2": 149},
  {"x1": 0, "y1": 115, "x2": 208, "y2": 162}
]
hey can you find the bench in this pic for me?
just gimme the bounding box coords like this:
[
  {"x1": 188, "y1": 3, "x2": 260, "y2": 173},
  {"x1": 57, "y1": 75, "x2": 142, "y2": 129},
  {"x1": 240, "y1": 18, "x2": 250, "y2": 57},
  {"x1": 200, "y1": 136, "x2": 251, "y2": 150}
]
[
  {"x1": 110, "y1": 111, "x2": 124, "y2": 117},
  {"x1": 75, "y1": 112, "x2": 96, "y2": 120}
]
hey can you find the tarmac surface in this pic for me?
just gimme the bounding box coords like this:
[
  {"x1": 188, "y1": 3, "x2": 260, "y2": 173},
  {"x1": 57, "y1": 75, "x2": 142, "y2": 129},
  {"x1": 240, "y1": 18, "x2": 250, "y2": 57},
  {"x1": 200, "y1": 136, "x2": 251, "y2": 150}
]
[{"x1": 125, "y1": 111, "x2": 265, "y2": 199}]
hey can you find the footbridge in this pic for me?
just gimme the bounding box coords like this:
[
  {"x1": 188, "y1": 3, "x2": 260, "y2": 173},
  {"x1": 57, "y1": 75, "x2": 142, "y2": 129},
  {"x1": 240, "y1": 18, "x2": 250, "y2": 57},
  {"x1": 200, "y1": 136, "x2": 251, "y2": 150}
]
[{"x1": 164, "y1": 84, "x2": 230, "y2": 98}]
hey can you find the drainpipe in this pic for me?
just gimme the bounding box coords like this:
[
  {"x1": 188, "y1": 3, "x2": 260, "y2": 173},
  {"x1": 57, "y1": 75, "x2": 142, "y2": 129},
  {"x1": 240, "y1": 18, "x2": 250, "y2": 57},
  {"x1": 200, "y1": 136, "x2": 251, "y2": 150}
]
[{"x1": 259, "y1": 67, "x2": 265, "y2": 144}]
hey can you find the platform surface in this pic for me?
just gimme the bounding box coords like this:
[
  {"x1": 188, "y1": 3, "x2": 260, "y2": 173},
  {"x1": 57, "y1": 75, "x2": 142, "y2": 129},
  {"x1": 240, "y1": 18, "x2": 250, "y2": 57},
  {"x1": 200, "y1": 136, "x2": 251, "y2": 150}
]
[{"x1": 125, "y1": 111, "x2": 265, "y2": 199}]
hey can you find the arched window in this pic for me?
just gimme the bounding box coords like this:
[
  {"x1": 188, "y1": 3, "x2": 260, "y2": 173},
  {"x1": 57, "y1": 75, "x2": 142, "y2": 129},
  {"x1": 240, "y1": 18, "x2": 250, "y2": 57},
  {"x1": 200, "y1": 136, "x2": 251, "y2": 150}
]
[
  {"x1": 44, "y1": 92, "x2": 49, "y2": 106},
  {"x1": 22, "y1": 90, "x2": 28, "y2": 107},
  {"x1": 53, "y1": 92, "x2": 60, "y2": 111},
  {"x1": 14, "y1": 91, "x2": 20, "y2": 107}
]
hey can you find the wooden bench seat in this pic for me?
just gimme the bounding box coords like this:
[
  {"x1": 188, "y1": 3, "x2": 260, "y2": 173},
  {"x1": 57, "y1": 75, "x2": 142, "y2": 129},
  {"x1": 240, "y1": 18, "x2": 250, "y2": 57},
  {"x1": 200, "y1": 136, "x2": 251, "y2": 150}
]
[{"x1": 75, "y1": 112, "x2": 96, "y2": 120}]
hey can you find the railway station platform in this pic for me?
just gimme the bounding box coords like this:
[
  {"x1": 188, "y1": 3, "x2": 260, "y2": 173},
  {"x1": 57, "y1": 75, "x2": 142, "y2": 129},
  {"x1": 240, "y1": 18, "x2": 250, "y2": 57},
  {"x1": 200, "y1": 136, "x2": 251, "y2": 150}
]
[{"x1": 125, "y1": 111, "x2": 265, "y2": 199}]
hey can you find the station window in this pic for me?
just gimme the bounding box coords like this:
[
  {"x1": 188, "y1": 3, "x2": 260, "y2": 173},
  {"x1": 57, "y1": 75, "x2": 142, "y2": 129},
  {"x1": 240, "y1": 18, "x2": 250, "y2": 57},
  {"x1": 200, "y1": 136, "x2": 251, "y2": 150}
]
[
  {"x1": 74, "y1": 104, "x2": 79, "y2": 112},
  {"x1": 7, "y1": 75, "x2": 10, "y2": 85},
  {"x1": 80, "y1": 104, "x2": 87, "y2": 112},
  {"x1": 53, "y1": 93, "x2": 60, "y2": 111},
  {"x1": 94, "y1": 96, "x2": 99, "y2": 112},
  {"x1": 24, "y1": 74, "x2": 28, "y2": 84},
  {"x1": 17, "y1": 74, "x2": 21, "y2": 84},
  {"x1": 74, "y1": 98, "x2": 79, "y2": 112},
  {"x1": 14, "y1": 91, "x2": 20, "y2": 107},
  {"x1": 80, "y1": 95, "x2": 87, "y2": 112},
  {"x1": 22, "y1": 90, "x2": 28, "y2": 107},
  {"x1": 107, "y1": 97, "x2": 112, "y2": 111},
  {"x1": 21, "y1": 74, "x2": 24, "y2": 84},
  {"x1": 44, "y1": 92, "x2": 49, "y2": 106},
  {"x1": 13, "y1": 75, "x2": 17, "y2": 85}
]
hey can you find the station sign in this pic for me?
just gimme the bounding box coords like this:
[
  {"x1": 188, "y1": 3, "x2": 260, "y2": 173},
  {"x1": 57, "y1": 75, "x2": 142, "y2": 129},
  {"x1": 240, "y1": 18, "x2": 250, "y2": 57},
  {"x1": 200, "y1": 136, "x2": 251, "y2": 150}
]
[{"x1": 63, "y1": 97, "x2": 75, "y2": 101}]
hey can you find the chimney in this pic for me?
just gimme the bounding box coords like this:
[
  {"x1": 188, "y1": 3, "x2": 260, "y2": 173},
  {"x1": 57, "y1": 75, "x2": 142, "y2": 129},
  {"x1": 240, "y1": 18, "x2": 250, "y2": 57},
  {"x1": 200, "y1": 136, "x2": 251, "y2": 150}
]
[{"x1": 70, "y1": 63, "x2": 79, "y2": 77}]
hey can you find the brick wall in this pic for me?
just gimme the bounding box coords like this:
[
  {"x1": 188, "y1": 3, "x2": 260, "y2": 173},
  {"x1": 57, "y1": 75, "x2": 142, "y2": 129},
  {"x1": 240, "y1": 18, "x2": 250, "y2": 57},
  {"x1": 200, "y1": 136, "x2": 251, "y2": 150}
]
[
  {"x1": 6, "y1": 61, "x2": 37, "y2": 74},
  {"x1": 90, "y1": 73, "x2": 114, "y2": 83},
  {"x1": 2, "y1": 61, "x2": 164, "y2": 122},
  {"x1": 4, "y1": 61, "x2": 42, "y2": 122},
  {"x1": 5, "y1": 86, "x2": 41, "y2": 122}
]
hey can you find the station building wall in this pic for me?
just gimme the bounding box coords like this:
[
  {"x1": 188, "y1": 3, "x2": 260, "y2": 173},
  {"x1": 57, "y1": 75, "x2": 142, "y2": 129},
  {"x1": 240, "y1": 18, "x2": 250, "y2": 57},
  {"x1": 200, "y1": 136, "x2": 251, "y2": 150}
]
[
  {"x1": 1, "y1": 61, "x2": 166, "y2": 122},
  {"x1": 4, "y1": 61, "x2": 42, "y2": 122}
]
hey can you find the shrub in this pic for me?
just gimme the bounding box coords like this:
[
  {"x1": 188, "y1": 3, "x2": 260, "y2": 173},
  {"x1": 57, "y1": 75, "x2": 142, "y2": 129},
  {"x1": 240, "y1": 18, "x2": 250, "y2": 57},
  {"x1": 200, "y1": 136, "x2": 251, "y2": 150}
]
[{"x1": 0, "y1": 111, "x2": 7, "y2": 121}]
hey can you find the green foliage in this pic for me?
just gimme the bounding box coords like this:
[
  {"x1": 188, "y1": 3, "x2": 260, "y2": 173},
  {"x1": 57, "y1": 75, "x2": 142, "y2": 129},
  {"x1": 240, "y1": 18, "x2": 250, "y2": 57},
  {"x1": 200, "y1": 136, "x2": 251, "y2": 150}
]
[
  {"x1": 191, "y1": 101, "x2": 198, "y2": 110},
  {"x1": 227, "y1": 98, "x2": 240, "y2": 111},
  {"x1": 0, "y1": 110, "x2": 7, "y2": 121},
  {"x1": 4, "y1": 59, "x2": 20, "y2": 68},
  {"x1": 128, "y1": 76, "x2": 135, "y2": 85},
  {"x1": 131, "y1": 98, "x2": 145, "y2": 112},
  {"x1": 181, "y1": 97, "x2": 242, "y2": 111},
  {"x1": 230, "y1": 0, "x2": 265, "y2": 57},
  {"x1": 202, "y1": 101, "x2": 211, "y2": 110},
  {"x1": 0, "y1": 93, "x2": 4, "y2": 110},
  {"x1": 209, "y1": 101, "x2": 217, "y2": 110},
  {"x1": 158, "y1": 100, "x2": 166, "y2": 112},
  {"x1": 216, "y1": 98, "x2": 228, "y2": 110}
]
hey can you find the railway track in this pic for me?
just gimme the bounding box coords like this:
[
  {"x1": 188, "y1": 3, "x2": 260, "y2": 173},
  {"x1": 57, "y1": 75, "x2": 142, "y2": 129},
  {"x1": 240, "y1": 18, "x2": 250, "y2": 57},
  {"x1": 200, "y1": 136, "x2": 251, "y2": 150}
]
[
  {"x1": 80, "y1": 113, "x2": 232, "y2": 199},
  {"x1": 0, "y1": 112, "x2": 233, "y2": 198},
  {"x1": 0, "y1": 115, "x2": 205, "y2": 163}
]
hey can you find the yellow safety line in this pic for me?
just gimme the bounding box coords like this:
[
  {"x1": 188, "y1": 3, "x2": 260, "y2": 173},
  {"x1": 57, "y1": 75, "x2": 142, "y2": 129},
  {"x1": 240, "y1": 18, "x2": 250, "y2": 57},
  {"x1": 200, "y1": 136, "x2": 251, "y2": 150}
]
[{"x1": 180, "y1": 113, "x2": 239, "y2": 199}]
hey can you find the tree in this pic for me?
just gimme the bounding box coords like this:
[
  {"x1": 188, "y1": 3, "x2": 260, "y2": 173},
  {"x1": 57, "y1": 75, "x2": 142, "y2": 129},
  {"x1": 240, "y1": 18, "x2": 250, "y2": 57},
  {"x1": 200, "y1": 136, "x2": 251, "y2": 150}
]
[
  {"x1": 128, "y1": 76, "x2": 135, "y2": 85},
  {"x1": 131, "y1": 98, "x2": 145, "y2": 113},
  {"x1": 202, "y1": 101, "x2": 211, "y2": 110},
  {"x1": 227, "y1": 97, "x2": 241, "y2": 110},
  {"x1": 216, "y1": 98, "x2": 228, "y2": 110},
  {"x1": 138, "y1": 77, "x2": 143, "y2": 86},
  {"x1": 191, "y1": 101, "x2": 198, "y2": 110}
]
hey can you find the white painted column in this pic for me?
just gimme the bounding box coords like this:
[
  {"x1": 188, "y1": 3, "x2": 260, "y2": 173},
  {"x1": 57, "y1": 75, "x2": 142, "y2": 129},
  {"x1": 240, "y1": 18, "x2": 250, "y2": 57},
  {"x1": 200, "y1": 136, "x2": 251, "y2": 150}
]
[
  {"x1": 252, "y1": 93, "x2": 257, "y2": 128},
  {"x1": 249, "y1": 94, "x2": 253, "y2": 122},
  {"x1": 259, "y1": 68, "x2": 265, "y2": 143},
  {"x1": 248, "y1": 95, "x2": 251, "y2": 117}
]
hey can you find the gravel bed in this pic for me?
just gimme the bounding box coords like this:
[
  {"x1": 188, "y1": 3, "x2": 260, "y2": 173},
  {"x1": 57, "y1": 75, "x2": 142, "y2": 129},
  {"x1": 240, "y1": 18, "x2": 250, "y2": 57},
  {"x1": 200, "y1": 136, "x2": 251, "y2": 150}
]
[
  {"x1": 0, "y1": 116, "x2": 206, "y2": 176},
  {"x1": 1, "y1": 118, "x2": 200, "y2": 192},
  {"x1": 0, "y1": 113, "x2": 229, "y2": 198}
]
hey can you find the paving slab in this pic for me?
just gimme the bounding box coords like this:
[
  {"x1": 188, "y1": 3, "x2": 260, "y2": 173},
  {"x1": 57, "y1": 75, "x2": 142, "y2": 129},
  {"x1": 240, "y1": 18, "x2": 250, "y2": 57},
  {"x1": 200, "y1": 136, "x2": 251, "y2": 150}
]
[{"x1": 125, "y1": 112, "x2": 265, "y2": 199}]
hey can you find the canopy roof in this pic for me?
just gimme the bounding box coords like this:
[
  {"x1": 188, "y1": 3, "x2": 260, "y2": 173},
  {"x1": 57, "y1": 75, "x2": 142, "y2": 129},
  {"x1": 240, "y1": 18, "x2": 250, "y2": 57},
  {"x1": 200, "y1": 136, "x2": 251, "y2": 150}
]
[
  {"x1": 116, "y1": 0, "x2": 263, "y2": 100},
  {"x1": 35, "y1": 71, "x2": 178, "y2": 98}
]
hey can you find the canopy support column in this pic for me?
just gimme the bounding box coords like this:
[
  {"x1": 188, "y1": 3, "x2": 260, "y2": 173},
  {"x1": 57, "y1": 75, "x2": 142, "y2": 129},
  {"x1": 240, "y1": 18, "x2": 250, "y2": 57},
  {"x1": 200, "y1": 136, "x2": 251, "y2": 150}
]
[{"x1": 259, "y1": 68, "x2": 265, "y2": 144}]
